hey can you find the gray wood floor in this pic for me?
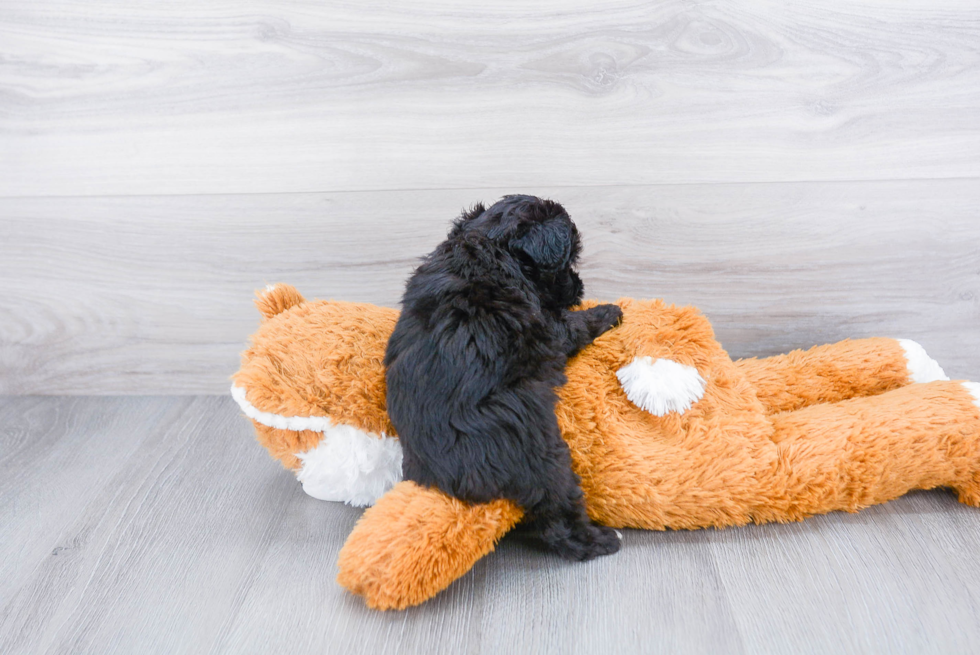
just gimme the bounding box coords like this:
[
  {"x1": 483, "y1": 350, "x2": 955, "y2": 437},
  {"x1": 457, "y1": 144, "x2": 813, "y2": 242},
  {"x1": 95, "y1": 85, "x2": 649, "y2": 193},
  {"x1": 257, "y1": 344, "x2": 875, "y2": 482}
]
[{"x1": 2, "y1": 395, "x2": 980, "y2": 654}]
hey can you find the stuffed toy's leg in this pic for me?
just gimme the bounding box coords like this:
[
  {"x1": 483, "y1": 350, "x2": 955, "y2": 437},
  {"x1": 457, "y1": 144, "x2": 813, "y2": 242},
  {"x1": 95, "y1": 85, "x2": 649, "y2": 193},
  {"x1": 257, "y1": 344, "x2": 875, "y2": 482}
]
[
  {"x1": 336, "y1": 382, "x2": 980, "y2": 609},
  {"x1": 736, "y1": 338, "x2": 947, "y2": 414},
  {"x1": 762, "y1": 381, "x2": 980, "y2": 522},
  {"x1": 336, "y1": 481, "x2": 523, "y2": 610}
]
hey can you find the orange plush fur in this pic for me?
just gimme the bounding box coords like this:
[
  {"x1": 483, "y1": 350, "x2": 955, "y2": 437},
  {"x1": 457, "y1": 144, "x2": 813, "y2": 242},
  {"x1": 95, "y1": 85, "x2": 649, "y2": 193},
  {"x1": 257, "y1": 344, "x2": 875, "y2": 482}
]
[{"x1": 233, "y1": 284, "x2": 980, "y2": 610}]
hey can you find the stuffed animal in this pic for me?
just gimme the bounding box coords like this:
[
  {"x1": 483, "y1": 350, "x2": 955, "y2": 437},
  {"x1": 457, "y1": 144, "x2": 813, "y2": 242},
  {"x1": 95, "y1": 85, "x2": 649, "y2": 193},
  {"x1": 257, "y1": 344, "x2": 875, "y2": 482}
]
[{"x1": 232, "y1": 284, "x2": 980, "y2": 610}]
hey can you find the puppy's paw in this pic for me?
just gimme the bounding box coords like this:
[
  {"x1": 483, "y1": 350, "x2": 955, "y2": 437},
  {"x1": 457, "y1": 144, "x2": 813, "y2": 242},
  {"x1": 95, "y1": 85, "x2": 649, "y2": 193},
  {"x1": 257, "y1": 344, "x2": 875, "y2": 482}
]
[
  {"x1": 553, "y1": 523, "x2": 622, "y2": 562},
  {"x1": 588, "y1": 303, "x2": 623, "y2": 337}
]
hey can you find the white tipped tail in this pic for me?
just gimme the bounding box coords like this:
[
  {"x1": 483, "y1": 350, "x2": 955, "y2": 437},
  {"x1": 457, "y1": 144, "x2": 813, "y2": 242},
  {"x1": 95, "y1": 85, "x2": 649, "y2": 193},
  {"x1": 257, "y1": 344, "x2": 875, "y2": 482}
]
[
  {"x1": 898, "y1": 339, "x2": 949, "y2": 384},
  {"x1": 963, "y1": 381, "x2": 980, "y2": 408}
]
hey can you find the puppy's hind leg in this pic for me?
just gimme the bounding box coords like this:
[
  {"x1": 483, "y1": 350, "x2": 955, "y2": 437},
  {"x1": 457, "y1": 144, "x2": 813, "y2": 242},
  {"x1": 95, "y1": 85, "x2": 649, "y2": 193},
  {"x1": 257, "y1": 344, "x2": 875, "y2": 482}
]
[
  {"x1": 526, "y1": 480, "x2": 621, "y2": 562},
  {"x1": 519, "y1": 435, "x2": 621, "y2": 561}
]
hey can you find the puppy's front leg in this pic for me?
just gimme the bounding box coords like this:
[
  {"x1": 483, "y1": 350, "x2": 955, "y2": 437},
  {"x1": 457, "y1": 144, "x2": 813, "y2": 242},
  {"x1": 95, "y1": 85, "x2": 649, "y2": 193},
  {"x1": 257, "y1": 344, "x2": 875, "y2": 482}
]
[{"x1": 560, "y1": 304, "x2": 623, "y2": 356}]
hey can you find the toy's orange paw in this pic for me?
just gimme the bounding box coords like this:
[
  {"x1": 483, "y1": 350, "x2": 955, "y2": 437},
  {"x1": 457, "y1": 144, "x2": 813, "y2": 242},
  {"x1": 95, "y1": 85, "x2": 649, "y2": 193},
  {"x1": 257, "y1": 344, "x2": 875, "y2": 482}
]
[
  {"x1": 953, "y1": 382, "x2": 980, "y2": 506},
  {"x1": 955, "y1": 471, "x2": 980, "y2": 507},
  {"x1": 336, "y1": 481, "x2": 524, "y2": 610},
  {"x1": 956, "y1": 485, "x2": 980, "y2": 507}
]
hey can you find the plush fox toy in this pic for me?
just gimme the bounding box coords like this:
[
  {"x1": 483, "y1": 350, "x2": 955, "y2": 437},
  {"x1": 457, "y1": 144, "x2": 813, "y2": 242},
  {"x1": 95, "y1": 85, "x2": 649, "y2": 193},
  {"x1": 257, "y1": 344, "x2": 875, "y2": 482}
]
[{"x1": 232, "y1": 284, "x2": 980, "y2": 610}]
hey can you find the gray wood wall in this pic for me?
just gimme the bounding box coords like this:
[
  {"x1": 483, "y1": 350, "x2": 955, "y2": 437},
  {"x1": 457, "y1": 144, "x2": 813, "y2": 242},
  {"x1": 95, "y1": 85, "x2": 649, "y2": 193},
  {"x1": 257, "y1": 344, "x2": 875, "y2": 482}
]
[{"x1": 2, "y1": 0, "x2": 978, "y2": 394}]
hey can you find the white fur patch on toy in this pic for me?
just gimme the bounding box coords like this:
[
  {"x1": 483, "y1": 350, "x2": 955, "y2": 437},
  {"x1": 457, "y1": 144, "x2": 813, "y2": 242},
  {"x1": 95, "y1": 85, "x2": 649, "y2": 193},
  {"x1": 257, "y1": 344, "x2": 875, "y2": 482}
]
[
  {"x1": 898, "y1": 339, "x2": 949, "y2": 384},
  {"x1": 963, "y1": 382, "x2": 980, "y2": 409},
  {"x1": 232, "y1": 384, "x2": 336, "y2": 432},
  {"x1": 295, "y1": 428, "x2": 403, "y2": 507},
  {"x1": 616, "y1": 357, "x2": 706, "y2": 417},
  {"x1": 231, "y1": 384, "x2": 403, "y2": 506}
]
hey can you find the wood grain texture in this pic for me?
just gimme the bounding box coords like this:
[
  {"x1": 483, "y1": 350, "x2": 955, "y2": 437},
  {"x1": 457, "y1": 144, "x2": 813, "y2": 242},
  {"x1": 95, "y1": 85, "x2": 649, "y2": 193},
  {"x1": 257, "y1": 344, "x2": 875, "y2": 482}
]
[
  {"x1": 1, "y1": 180, "x2": 978, "y2": 394},
  {"x1": 0, "y1": 396, "x2": 300, "y2": 654},
  {"x1": 3, "y1": 1, "x2": 979, "y2": 651},
  {"x1": 2, "y1": 396, "x2": 980, "y2": 654},
  {"x1": 1, "y1": 0, "x2": 979, "y2": 196},
  {"x1": 710, "y1": 496, "x2": 980, "y2": 654}
]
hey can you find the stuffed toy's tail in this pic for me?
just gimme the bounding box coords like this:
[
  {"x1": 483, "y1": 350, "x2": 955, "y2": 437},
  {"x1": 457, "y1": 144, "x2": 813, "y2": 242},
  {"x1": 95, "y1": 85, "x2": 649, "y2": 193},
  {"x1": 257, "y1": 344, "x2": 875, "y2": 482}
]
[
  {"x1": 255, "y1": 283, "x2": 306, "y2": 319},
  {"x1": 337, "y1": 481, "x2": 523, "y2": 610}
]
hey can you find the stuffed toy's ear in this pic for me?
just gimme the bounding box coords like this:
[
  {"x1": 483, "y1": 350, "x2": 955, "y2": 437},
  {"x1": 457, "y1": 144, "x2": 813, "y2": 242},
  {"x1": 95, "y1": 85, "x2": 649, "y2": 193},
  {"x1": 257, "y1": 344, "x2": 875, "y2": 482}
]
[
  {"x1": 254, "y1": 283, "x2": 306, "y2": 320},
  {"x1": 336, "y1": 481, "x2": 523, "y2": 610}
]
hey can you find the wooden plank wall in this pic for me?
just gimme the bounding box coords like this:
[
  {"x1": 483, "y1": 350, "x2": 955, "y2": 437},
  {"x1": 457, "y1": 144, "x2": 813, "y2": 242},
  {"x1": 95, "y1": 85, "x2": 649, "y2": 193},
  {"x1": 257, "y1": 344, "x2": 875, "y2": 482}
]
[{"x1": 1, "y1": 0, "x2": 978, "y2": 394}]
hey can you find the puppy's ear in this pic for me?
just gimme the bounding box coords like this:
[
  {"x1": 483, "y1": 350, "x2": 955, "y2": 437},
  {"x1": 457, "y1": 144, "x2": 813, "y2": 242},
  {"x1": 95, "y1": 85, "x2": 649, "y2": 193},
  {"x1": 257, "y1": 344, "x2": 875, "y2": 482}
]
[
  {"x1": 510, "y1": 218, "x2": 574, "y2": 272},
  {"x1": 448, "y1": 203, "x2": 486, "y2": 237}
]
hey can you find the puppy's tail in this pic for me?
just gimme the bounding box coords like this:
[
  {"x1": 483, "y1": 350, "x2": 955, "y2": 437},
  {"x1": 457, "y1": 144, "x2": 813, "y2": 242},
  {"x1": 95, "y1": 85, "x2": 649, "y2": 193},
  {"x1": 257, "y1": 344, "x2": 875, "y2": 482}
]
[{"x1": 254, "y1": 283, "x2": 306, "y2": 320}]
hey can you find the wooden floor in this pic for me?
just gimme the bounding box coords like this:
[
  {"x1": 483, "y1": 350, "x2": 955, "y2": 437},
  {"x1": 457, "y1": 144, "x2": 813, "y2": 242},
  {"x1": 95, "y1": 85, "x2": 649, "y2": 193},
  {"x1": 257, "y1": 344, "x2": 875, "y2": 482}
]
[{"x1": 2, "y1": 395, "x2": 980, "y2": 654}]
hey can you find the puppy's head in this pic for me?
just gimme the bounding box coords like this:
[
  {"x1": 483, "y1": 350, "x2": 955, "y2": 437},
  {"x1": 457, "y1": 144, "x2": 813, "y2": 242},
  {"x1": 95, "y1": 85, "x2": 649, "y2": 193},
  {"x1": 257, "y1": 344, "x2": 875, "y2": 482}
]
[{"x1": 453, "y1": 195, "x2": 584, "y2": 308}]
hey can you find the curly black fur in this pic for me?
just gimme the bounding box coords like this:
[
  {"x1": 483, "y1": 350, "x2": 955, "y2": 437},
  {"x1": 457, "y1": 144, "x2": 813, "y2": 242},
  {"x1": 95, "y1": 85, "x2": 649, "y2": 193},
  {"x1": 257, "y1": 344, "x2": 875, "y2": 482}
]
[{"x1": 384, "y1": 195, "x2": 623, "y2": 561}]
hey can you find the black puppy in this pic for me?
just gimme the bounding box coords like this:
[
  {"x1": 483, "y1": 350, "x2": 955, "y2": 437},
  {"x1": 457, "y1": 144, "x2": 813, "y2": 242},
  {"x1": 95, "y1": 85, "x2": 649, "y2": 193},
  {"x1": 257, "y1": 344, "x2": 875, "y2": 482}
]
[{"x1": 383, "y1": 195, "x2": 623, "y2": 561}]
